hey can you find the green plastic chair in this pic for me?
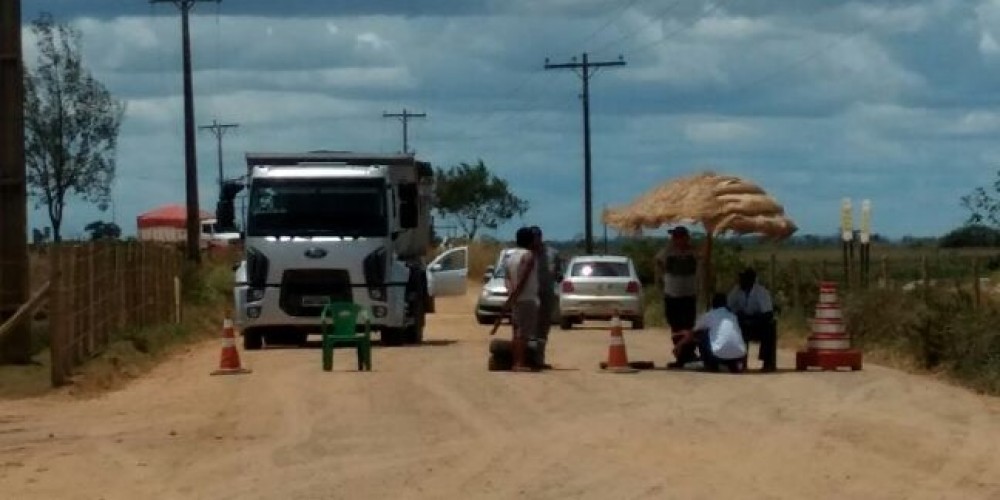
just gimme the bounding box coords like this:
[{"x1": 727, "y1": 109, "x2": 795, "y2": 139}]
[{"x1": 320, "y1": 302, "x2": 372, "y2": 372}]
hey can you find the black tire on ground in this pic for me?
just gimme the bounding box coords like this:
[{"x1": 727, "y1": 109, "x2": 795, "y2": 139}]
[
  {"x1": 243, "y1": 328, "x2": 263, "y2": 350},
  {"x1": 381, "y1": 328, "x2": 405, "y2": 346},
  {"x1": 488, "y1": 355, "x2": 506, "y2": 371},
  {"x1": 404, "y1": 317, "x2": 424, "y2": 345},
  {"x1": 559, "y1": 317, "x2": 573, "y2": 330},
  {"x1": 476, "y1": 314, "x2": 493, "y2": 325},
  {"x1": 632, "y1": 317, "x2": 645, "y2": 330}
]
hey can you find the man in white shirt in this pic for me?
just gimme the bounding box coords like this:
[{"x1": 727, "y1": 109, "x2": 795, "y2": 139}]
[
  {"x1": 727, "y1": 268, "x2": 777, "y2": 373},
  {"x1": 502, "y1": 227, "x2": 540, "y2": 372},
  {"x1": 672, "y1": 294, "x2": 747, "y2": 373}
]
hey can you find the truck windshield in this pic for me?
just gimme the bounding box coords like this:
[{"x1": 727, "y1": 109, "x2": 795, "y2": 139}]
[{"x1": 247, "y1": 178, "x2": 387, "y2": 237}]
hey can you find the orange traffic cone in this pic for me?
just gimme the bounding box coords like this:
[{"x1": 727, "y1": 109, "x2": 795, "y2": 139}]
[
  {"x1": 211, "y1": 317, "x2": 252, "y2": 376},
  {"x1": 600, "y1": 312, "x2": 639, "y2": 374}
]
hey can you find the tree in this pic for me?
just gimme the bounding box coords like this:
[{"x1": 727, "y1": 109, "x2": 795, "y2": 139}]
[
  {"x1": 961, "y1": 170, "x2": 1000, "y2": 228},
  {"x1": 939, "y1": 224, "x2": 1000, "y2": 248},
  {"x1": 434, "y1": 160, "x2": 528, "y2": 240},
  {"x1": 24, "y1": 14, "x2": 125, "y2": 242},
  {"x1": 84, "y1": 220, "x2": 121, "y2": 240}
]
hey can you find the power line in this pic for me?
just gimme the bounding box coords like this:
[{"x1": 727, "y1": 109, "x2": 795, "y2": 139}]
[
  {"x1": 545, "y1": 53, "x2": 627, "y2": 255},
  {"x1": 590, "y1": 0, "x2": 689, "y2": 57},
  {"x1": 382, "y1": 108, "x2": 426, "y2": 154}
]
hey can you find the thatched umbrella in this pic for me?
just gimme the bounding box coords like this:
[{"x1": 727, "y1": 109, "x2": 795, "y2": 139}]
[{"x1": 602, "y1": 171, "x2": 797, "y2": 299}]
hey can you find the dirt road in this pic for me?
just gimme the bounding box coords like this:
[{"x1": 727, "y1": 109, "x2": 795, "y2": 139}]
[{"x1": 1, "y1": 291, "x2": 999, "y2": 500}]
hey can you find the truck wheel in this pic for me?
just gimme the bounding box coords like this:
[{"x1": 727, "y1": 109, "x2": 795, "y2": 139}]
[
  {"x1": 476, "y1": 313, "x2": 493, "y2": 325},
  {"x1": 559, "y1": 317, "x2": 573, "y2": 330},
  {"x1": 243, "y1": 328, "x2": 263, "y2": 350},
  {"x1": 632, "y1": 318, "x2": 645, "y2": 330},
  {"x1": 381, "y1": 328, "x2": 405, "y2": 346},
  {"x1": 404, "y1": 320, "x2": 424, "y2": 345}
]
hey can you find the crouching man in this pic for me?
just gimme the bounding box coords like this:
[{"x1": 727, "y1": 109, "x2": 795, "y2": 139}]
[{"x1": 672, "y1": 293, "x2": 747, "y2": 373}]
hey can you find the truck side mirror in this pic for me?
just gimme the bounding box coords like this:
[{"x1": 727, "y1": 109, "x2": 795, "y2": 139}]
[{"x1": 399, "y1": 183, "x2": 418, "y2": 229}]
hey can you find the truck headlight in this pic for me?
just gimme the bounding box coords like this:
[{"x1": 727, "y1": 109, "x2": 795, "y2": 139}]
[
  {"x1": 246, "y1": 305, "x2": 261, "y2": 319},
  {"x1": 247, "y1": 288, "x2": 265, "y2": 302},
  {"x1": 372, "y1": 306, "x2": 388, "y2": 318},
  {"x1": 368, "y1": 288, "x2": 386, "y2": 301}
]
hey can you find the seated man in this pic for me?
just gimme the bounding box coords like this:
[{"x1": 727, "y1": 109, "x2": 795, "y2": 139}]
[
  {"x1": 727, "y1": 268, "x2": 777, "y2": 373},
  {"x1": 672, "y1": 293, "x2": 747, "y2": 373}
]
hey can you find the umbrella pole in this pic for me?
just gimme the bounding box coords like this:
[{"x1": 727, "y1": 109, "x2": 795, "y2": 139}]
[{"x1": 702, "y1": 229, "x2": 714, "y2": 310}]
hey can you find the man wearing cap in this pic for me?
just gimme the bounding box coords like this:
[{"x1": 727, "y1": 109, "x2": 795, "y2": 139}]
[
  {"x1": 727, "y1": 268, "x2": 777, "y2": 372},
  {"x1": 654, "y1": 225, "x2": 699, "y2": 368}
]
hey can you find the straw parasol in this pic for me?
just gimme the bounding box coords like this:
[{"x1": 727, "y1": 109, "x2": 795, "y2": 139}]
[{"x1": 602, "y1": 171, "x2": 797, "y2": 297}]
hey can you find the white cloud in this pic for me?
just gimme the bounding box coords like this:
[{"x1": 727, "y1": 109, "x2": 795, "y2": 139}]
[
  {"x1": 683, "y1": 120, "x2": 757, "y2": 143},
  {"x1": 24, "y1": 2, "x2": 1000, "y2": 239}
]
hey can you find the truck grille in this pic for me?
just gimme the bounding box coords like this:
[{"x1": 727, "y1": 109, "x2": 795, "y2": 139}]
[{"x1": 279, "y1": 269, "x2": 353, "y2": 317}]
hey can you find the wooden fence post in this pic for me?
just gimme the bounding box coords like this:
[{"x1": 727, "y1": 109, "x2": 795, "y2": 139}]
[
  {"x1": 821, "y1": 259, "x2": 828, "y2": 282},
  {"x1": 768, "y1": 253, "x2": 776, "y2": 290},
  {"x1": 86, "y1": 245, "x2": 95, "y2": 358},
  {"x1": 49, "y1": 245, "x2": 67, "y2": 387},
  {"x1": 881, "y1": 256, "x2": 889, "y2": 289},
  {"x1": 791, "y1": 258, "x2": 801, "y2": 312},
  {"x1": 921, "y1": 255, "x2": 929, "y2": 300},
  {"x1": 973, "y1": 257, "x2": 981, "y2": 309}
]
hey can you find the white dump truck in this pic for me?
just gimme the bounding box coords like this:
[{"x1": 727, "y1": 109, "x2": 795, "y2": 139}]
[{"x1": 232, "y1": 152, "x2": 468, "y2": 349}]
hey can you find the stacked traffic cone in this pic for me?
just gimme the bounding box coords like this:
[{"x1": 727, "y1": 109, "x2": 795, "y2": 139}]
[
  {"x1": 211, "y1": 317, "x2": 252, "y2": 376},
  {"x1": 599, "y1": 312, "x2": 640, "y2": 373},
  {"x1": 795, "y1": 282, "x2": 863, "y2": 371}
]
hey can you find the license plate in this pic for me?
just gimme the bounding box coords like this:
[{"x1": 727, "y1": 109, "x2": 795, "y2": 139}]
[{"x1": 301, "y1": 295, "x2": 330, "y2": 307}]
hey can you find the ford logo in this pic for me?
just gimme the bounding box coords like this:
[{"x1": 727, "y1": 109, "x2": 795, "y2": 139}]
[{"x1": 304, "y1": 247, "x2": 327, "y2": 259}]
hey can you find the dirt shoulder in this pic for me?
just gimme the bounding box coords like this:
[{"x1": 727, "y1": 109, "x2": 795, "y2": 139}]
[{"x1": 0, "y1": 291, "x2": 998, "y2": 499}]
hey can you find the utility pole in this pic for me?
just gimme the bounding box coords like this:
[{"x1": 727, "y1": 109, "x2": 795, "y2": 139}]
[
  {"x1": 382, "y1": 109, "x2": 426, "y2": 154},
  {"x1": 0, "y1": 0, "x2": 30, "y2": 364},
  {"x1": 199, "y1": 119, "x2": 239, "y2": 194},
  {"x1": 545, "y1": 52, "x2": 626, "y2": 255},
  {"x1": 151, "y1": 0, "x2": 220, "y2": 264}
]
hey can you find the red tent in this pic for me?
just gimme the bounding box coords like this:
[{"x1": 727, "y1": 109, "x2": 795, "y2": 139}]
[{"x1": 137, "y1": 204, "x2": 214, "y2": 230}]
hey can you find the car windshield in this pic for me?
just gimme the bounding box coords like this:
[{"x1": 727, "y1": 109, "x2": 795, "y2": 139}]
[
  {"x1": 570, "y1": 261, "x2": 630, "y2": 278},
  {"x1": 247, "y1": 178, "x2": 386, "y2": 237}
]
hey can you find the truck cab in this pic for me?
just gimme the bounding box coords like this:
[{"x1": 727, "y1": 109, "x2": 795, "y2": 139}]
[{"x1": 233, "y1": 152, "x2": 467, "y2": 349}]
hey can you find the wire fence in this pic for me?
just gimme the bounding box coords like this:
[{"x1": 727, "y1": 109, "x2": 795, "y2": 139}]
[
  {"x1": 718, "y1": 253, "x2": 990, "y2": 317},
  {"x1": 47, "y1": 241, "x2": 183, "y2": 386}
]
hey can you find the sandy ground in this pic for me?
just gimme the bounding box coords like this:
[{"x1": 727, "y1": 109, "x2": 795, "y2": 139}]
[{"x1": 1, "y1": 290, "x2": 999, "y2": 500}]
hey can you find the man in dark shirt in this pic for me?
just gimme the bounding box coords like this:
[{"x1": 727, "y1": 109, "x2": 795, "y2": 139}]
[{"x1": 530, "y1": 226, "x2": 556, "y2": 369}]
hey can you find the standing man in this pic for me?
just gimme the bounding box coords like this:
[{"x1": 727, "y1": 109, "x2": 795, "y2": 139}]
[
  {"x1": 655, "y1": 226, "x2": 699, "y2": 368},
  {"x1": 502, "y1": 227, "x2": 540, "y2": 372},
  {"x1": 727, "y1": 268, "x2": 777, "y2": 373},
  {"x1": 530, "y1": 226, "x2": 556, "y2": 369}
]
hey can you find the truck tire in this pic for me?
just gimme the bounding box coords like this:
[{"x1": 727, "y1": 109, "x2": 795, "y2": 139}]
[
  {"x1": 559, "y1": 317, "x2": 574, "y2": 330},
  {"x1": 476, "y1": 313, "x2": 493, "y2": 325},
  {"x1": 381, "y1": 328, "x2": 405, "y2": 346},
  {"x1": 243, "y1": 328, "x2": 263, "y2": 350}
]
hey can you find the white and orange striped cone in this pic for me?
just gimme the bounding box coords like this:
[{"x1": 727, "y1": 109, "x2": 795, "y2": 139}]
[
  {"x1": 599, "y1": 312, "x2": 639, "y2": 374},
  {"x1": 211, "y1": 317, "x2": 252, "y2": 376}
]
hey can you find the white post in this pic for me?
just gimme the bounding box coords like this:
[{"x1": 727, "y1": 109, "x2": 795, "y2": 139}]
[{"x1": 174, "y1": 276, "x2": 182, "y2": 324}]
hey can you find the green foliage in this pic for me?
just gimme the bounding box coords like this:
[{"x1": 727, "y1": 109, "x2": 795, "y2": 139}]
[
  {"x1": 939, "y1": 224, "x2": 1000, "y2": 248},
  {"x1": 434, "y1": 160, "x2": 528, "y2": 240},
  {"x1": 24, "y1": 13, "x2": 126, "y2": 242},
  {"x1": 84, "y1": 220, "x2": 121, "y2": 240},
  {"x1": 843, "y1": 288, "x2": 1000, "y2": 394}
]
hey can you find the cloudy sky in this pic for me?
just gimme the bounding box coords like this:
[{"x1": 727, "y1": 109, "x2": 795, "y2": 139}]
[{"x1": 22, "y1": 0, "x2": 1000, "y2": 240}]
